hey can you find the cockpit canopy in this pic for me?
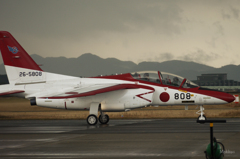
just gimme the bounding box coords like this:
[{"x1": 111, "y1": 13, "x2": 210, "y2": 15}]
[{"x1": 131, "y1": 71, "x2": 198, "y2": 88}]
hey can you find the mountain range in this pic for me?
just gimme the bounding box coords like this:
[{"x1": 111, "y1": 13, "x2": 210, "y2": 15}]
[{"x1": 0, "y1": 53, "x2": 239, "y2": 84}]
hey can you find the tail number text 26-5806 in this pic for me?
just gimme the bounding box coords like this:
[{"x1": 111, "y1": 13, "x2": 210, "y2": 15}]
[{"x1": 174, "y1": 93, "x2": 191, "y2": 100}]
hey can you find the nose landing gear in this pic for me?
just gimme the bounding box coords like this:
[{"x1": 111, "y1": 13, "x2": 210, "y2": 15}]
[{"x1": 197, "y1": 105, "x2": 207, "y2": 121}]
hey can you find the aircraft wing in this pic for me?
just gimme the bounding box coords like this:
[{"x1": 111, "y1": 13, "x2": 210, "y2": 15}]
[
  {"x1": 40, "y1": 83, "x2": 154, "y2": 99},
  {"x1": 0, "y1": 90, "x2": 25, "y2": 96}
]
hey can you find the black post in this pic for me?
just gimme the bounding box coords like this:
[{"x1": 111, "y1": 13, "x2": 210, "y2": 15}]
[
  {"x1": 196, "y1": 120, "x2": 226, "y2": 159},
  {"x1": 210, "y1": 123, "x2": 214, "y2": 159}
]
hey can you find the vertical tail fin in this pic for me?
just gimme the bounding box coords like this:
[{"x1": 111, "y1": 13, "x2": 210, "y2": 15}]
[{"x1": 0, "y1": 31, "x2": 44, "y2": 84}]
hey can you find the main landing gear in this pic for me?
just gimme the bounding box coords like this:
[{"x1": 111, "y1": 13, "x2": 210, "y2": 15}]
[
  {"x1": 99, "y1": 114, "x2": 109, "y2": 124},
  {"x1": 196, "y1": 105, "x2": 207, "y2": 121},
  {"x1": 87, "y1": 114, "x2": 98, "y2": 125},
  {"x1": 86, "y1": 103, "x2": 110, "y2": 125}
]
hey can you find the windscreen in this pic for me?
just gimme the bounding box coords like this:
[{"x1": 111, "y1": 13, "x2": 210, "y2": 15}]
[{"x1": 181, "y1": 79, "x2": 199, "y2": 88}]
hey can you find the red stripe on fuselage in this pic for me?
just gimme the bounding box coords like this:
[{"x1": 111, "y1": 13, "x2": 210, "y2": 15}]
[
  {"x1": 40, "y1": 84, "x2": 155, "y2": 99},
  {"x1": 93, "y1": 73, "x2": 235, "y2": 103},
  {"x1": 136, "y1": 90, "x2": 154, "y2": 102},
  {"x1": 0, "y1": 90, "x2": 25, "y2": 96}
]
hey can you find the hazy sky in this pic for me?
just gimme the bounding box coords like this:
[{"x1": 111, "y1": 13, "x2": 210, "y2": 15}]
[{"x1": 1, "y1": 0, "x2": 240, "y2": 67}]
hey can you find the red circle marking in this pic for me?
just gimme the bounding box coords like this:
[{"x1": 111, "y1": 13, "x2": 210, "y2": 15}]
[{"x1": 160, "y1": 92, "x2": 170, "y2": 102}]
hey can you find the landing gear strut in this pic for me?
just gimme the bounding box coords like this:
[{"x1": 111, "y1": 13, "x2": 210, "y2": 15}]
[
  {"x1": 99, "y1": 105, "x2": 109, "y2": 124},
  {"x1": 86, "y1": 103, "x2": 110, "y2": 125},
  {"x1": 196, "y1": 105, "x2": 207, "y2": 121}
]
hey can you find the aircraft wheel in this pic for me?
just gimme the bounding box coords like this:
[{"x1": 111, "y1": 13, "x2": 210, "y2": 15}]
[
  {"x1": 87, "y1": 114, "x2": 98, "y2": 125},
  {"x1": 99, "y1": 114, "x2": 109, "y2": 124},
  {"x1": 198, "y1": 115, "x2": 207, "y2": 121}
]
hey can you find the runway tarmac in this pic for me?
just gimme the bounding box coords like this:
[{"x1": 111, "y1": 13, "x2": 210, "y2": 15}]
[{"x1": 0, "y1": 118, "x2": 239, "y2": 159}]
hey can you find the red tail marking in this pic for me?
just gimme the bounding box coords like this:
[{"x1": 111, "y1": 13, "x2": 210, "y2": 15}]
[{"x1": 0, "y1": 31, "x2": 42, "y2": 71}]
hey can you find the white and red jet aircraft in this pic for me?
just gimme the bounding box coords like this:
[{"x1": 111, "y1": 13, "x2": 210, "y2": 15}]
[{"x1": 0, "y1": 31, "x2": 235, "y2": 125}]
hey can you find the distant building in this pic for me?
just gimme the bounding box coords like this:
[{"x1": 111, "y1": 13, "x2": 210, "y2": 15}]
[
  {"x1": 197, "y1": 73, "x2": 227, "y2": 82},
  {"x1": 192, "y1": 73, "x2": 240, "y2": 92}
]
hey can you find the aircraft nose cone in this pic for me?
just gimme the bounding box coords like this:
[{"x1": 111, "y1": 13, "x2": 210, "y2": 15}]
[{"x1": 221, "y1": 93, "x2": 235, "y2": 103}]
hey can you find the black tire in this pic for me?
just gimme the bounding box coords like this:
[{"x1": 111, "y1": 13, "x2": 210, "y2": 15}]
[
  {"x1": 99, "y1": 114, "x2": 109, "y2": 124},
  {"x1": 87, "y1": 114, "x2": 98, "y2": 125},
  {"x1": 198, "y1": 115, "x2": 207, "y2": 121}
]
